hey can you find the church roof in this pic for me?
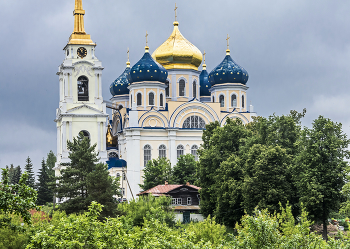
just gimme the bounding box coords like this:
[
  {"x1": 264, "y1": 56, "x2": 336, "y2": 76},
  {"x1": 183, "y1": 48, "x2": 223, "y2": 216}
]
[{"x1": 110, "y1": 64, "x2": 131, "y2": 96}]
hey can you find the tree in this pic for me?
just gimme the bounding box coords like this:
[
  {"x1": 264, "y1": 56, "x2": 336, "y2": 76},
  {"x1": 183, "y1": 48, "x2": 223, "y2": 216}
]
[
  {"x1": 12, "y1": 166, "x2": 22, "y2": 185},
  {"x1": 24, "y1": 157, "x2": 35, "y2": 188},
  {"x1": 139, "y1": 157, "x2": 172, "y2": 191},
  {"x1": 0, "y1": 168, "x2": 37, "y2": 229},
  {"x1": 56, "y1": 132, "x2": 118, "y2": 215},
  {"x1": 36, "y1": 159, "x2": 52, "y2": 205},
  {"x1": 8, "y1": 164, "x2": 15, "y2": 185},
  {"x1": 172, "y1": 154, "x2": 197, "y2": 184},
  {"x1": 86, "y1": 163, "x2": 119, "y2": 218},
  {"x1": 295, "y1": 116, "x2": 350, "y2": 240},
  {"x1": 46, "y1": 150, "x2": 56, "y2": 179}
]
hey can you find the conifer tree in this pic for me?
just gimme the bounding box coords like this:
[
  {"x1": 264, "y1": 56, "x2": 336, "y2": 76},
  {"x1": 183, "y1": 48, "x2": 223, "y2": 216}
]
[
  {"x1": 24, "y1": 156, "x2": 35, "y2": 188},
  {"x1": 46, "y1": 150, "x2": 56, "y2": 179},
  {"x1": 36, "y1": 159, "x2": 52, "y2": 205},
  {"x1": 12, "y1": 166, "x2": 22, "y2": 184},
  {"x1": 8, "y1": 164, "x2": 15, "y2": 184}
]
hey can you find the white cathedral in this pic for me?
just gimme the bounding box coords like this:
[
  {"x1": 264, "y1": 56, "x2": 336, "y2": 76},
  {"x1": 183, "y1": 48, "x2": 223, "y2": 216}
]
[{"x1": 55, "y1": 0, "x2": 256, "y2": 200}]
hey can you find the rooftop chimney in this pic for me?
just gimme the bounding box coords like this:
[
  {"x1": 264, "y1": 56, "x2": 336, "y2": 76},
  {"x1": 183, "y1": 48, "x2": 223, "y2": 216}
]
[
  {"x1": 186, "y1": 182, "x2": 190, "y2": 186},
  {"x1": 165, "y1": 181, "x2": 168, "y2": 185}
]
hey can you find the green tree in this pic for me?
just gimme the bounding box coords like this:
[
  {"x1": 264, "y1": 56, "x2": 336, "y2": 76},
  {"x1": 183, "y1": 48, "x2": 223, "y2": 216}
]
[
  {"x1": 46, "y1": 150, "x2": 56, "y2": 179},
  {"x1": 86, "y1": 163, "x2": 120, "y2": 218},
  {"x1": 12, "y1": 166, "x2": 22, "y2": 185},
  {"x1": 0, "y1": 168, "x2": 37, "y2": 229},
  {"x1": 24, "y1": 157, "x2": 35, "y2": 188},
  {"x1": 295, "y1": 116, "x2": 350, "y2": 240},
  {"x1": 8, "y1": 164, "x2": 15, "y2": 185},
  {"x1": 172, "y1": 154, "x2": 197, "y2": 184},
  {"x1": 36, "y1": 159, "x2": 52, "y2": 205},
  {"x1": 139, "y1": 157, "x2": 172, "y2": 190}
]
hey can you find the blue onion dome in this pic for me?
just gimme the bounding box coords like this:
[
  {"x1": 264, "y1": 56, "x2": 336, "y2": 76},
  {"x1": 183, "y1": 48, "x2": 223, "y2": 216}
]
[
  {"x1": 208, "y1": 49, "x2": 249, "y2": 86},
  {"x1": 127, "y1": 46, "x2": 168, "y2": 84},
  {"x1": 110, "y1": 61, "x2": 131, "y2": 96},
  {"x1": 200, "y1": 64, "x2": 211, "y2": 96}
]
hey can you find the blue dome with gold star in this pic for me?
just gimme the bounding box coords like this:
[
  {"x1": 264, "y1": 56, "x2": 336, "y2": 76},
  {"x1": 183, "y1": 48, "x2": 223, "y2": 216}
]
[
  {"x1": 127, "y1": 47, "x2": 168, "y2": 84},
  {"x1": 110, "y1": 65, "x2": 131, "y2": 96},
  {"x1": 200, "y1": 67, "x2": 211, "y2": 96},
  {"x1": 208, "y1": 50, "x2": 248, "y2": 86}
]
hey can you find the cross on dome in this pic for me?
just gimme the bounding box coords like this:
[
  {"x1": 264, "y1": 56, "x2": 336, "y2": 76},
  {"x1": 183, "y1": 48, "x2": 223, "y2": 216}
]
[
  {"x1": 226, "y1": 34, "x2": 231, "y2": 55},
  {"x1": 174, "y1": 3, "x2": 178, "y2": 21}
]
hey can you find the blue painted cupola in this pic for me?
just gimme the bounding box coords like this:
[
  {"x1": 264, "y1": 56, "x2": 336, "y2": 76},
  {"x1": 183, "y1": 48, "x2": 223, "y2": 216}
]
[
  {"x1": 127, "y1": 46, "x2": 168, "y2": 84},
  {"x1": 110, "y1": 61, "x2": 131, "y2": 96},
  {"x1": 199, "y1": 52, "x2": 211, "y2": 97},
  {"x1": 208, "y1": 47, "x2": 249, "y2": 86}
]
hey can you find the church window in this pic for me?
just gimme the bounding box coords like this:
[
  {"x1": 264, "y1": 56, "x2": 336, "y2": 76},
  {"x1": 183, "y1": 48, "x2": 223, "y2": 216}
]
[
  {"x1": 165, "y1": 80, "x2": 170, "y2": 97},
  {"x1": 160, "y1": 93, "x2": 164, "y2": 107},
  {"x1": 137, "y1": 93, "x2": 142, "y2": 106},
  {"x1": 231, "y1": 94, "x2": 237, "y2": 107},
  {"x1": 121, "y1": 188, "x2": 125, "y2": 196},
  {"x1": 177, "y1": 145, "x2": 184, "y2": 159},
  {"x1": 77, "y1": 76, "x2": 89, "y2": 101},
  {"x1": 179, "y1": 79, "x2": 185, "y2": 96},
  {"x1": 159, "y1": 144, "x2": 166, "y2": 158},
  {"x1": 191, "y1": 145, "x2": 199, "y2": 161},
  {"x1": 116, "y1": 173, "x2": 120, "y2": 178},
  {"x1": 108, "y1": 152, "x2": 118, "y2": 158},
  {"x1": 80, "y1": 130, "x2": 90, "y2": 140},
  {"x1": 212, "y1": 96, "x2": 215, "y2": 102},
  {"x1": 144, "y1": 144, "x2": 151, "y2": 166},
  {"x1": 242, "y1": 95, "x2": 245, "y2": 108},
  {"x1": 193, "y1": 81, "x2": 197, "y2": 98},
  {"x1": 182, "y1": 116, "x2": 206, "y2": 129},
  {"x1": 149, "y1": 92, "x2": 155, "y2": 106},
  {"x1": 219, "y1": 95, "x2": 225, "y2": 107}
]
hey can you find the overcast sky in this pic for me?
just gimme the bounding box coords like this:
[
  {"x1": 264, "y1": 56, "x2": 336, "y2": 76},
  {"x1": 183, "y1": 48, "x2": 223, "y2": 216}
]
[{"x1": 1, "y1": 0, "x2": 350, "y2": 174}]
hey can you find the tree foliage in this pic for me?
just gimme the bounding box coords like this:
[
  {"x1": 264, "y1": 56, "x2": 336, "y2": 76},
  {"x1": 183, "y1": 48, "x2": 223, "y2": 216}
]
[
  {"x1": 36, "y1": 159, "x2": 52, "y2": 205},
  {"x1": 24, "y1": 157, "x2": 35, "y2": 189},
  {"x1": 172, "y1": 154, "x2": 197, "y2": 185},
  {"x1": 139, "y1": 157, "x2": 172, "y2": 190}
]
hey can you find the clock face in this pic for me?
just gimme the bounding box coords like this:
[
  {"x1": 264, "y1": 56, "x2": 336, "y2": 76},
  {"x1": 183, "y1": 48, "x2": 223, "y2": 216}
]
[{"x1": 77, "y1": 47, "x2": 87, "y2": 58}]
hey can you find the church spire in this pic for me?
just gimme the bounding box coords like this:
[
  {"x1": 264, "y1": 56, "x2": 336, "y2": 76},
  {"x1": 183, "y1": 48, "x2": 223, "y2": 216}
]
[{"x1": 67, "y1": 0, "x2": 95, "y2": 46}]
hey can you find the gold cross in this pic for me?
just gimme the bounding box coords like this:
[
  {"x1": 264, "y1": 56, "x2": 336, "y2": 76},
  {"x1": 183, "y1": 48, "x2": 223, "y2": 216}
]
[
  {"x1": 203, "y1": 50, "x2": 206, "y2": 64},
  {"x1": 127, "y1": 48, "x2": 130, "y2": 61},
  {"x1": 175, "y1": 3, "x2": 178, "y2": 21},
  {"x1": 146, "y1": 31, "x2": 148, "y2": 46},
  {"x1": 226, "y1": 34, "x2": 230, "y2": 49}
]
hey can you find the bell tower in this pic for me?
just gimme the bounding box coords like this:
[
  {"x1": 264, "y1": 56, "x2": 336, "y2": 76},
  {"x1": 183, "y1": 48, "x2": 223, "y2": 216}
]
[{"x1": 55, "y1": 0, "x2": 108, "y2": 174}]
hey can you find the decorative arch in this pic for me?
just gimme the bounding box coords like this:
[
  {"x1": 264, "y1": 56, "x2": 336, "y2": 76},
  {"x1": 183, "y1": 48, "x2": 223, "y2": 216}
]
[
  {"x1": 77, "y1": 76, "x2": 89, "y2": 101},
  {"x1": 182, "y1": 116, "x2": 206, "y2": 129},
  {"x1": 139, "y1": 109, "x2": 169, "y2": 128},
  {"x1": 221, "y1": 112, "x2": 249, "y2": 126}
]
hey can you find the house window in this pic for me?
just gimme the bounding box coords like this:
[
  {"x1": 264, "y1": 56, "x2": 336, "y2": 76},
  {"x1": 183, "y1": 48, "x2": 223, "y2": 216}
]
[
  {"x1": 77, "y1": 76, "x2": 89, "y2": 101},
  {"x1": 122, "y1": 188, "x2": 125, "y2": 196},
  {"x1": 177, "y1": 145, "x2": 184, "y2": 159},
  {"x1": 116, "y1": 173, "x2": 120, "y2": 178},
  {"x1": 159, "y1": 144, "x2": 166, "y2": 158},
  {"x1": 144, "y1": 145, "x2": 151, "y2": 166},
  {"x1": 231, "y1": 94, "x2": 237, "y2": 107},
  {"x1": 219, "y1": 95, "x2": 225, "y2": 107},
  {"x1": 149, "y1": 92, "x2": 155, "y2": 106},
  {"x1": 182, "y1": 116, "x2": 206, "y2": 129},
  {"x1": 191, "y1": 145, "x2": 198, "y2": 161},
  {"x1": 179, "y1": 79, "x2": 185, "y2": 96},
  {"x1": 193, "y1": 81, "x2": 196, "y2": 98},
  {"x1": 160, "y1": 93, "x2": 164, "y2": 107},
  {"x1": 242, "y1": 95, "x2": 245, "y2": 108},
  {"x1": 137, "y1": 93, "x2": 142, "y2": 106},
  {"x1": 187, "y1": 197, "x2": 192, "y2": 205},
  {"x1": 165, "y1": 80, "x2": 169, "y2": 97},
  {"x1": 172, "y1": 198, "x2": 182, "y2": 205}
]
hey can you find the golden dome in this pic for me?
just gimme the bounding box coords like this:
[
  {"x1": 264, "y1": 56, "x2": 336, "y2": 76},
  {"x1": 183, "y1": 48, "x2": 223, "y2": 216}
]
[{"x1": 152, "y1": 21, "x2": 203, "y2": 71}]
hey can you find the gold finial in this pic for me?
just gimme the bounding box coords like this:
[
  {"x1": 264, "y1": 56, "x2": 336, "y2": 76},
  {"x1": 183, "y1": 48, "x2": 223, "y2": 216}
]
[
  {"x1": 175, "y1": 3, "x2": 178, "y2": 22},
  {"x1": 203, "y1": 50, "x2": 207, "y2": 70},
  {"x1": 126, "y1": 48, "x2": 130, "y2": 67},
  {"x1": 226, "y1": 34, "x2": 230, "y2": 55},
  {"x1": 145, "y1": 31, "x2": 149, "y2": 52}
]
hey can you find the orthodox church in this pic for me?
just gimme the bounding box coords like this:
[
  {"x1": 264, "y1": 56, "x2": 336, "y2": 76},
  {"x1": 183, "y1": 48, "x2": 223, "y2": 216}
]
[{"x1": 55, "y1": 0, "x2": 256, "y2": 200}]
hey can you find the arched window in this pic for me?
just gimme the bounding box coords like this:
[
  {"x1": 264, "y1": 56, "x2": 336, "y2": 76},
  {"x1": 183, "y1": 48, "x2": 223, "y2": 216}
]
[
  {"x1": 77, "y1": 76, "x2": 89, "y2": 101},
  {"x1": 144, "y1": 145, "x2": 151, "y2": 167},
  {"x1": 179, "y1": 79, "x2": 185, "y2": 96},
  {"x1": 242, "y1": 95, "x2": 245, "y2": 108},
  {"x1": 182, "y1": 116, "x2": 206, "y2": 129},
  {"x1": 193, "y1": 81, "x2": 197, "y2": 98},
  {"x1": 219, "y1": 95, "x2": 225, "y2": 107},
  {"x1": 80, "y1": 130, "x2": 90, "y2": 140},
  {"x1": 165, "y1": 80, "x2": 170, "y2": 97},
  {"x1": 191, "y1": 145, "x2": 199, "y2": 161},
  {"x1": 108, "y1": 152, "x2": 118, "y2": 158},
  {"x1": 177, "y1": 145, "x2": 184, "y2": 159},
  {"x1": 149, "y1": 92, "x2": 154, "y2": 106},
  {"x1": 137, "y1": 93, "x2": 142, "y2": 106},
  {"x1": 160, "y1": 93, "x2": 164, "y2": 107},
  {"x1": 159, "y1": 144, "x2": 166, "y2": 158},
  {"x1": 212, "y1": 96, "x2": 215, "y2": 103},
  {"x1": 231, "y1": 94, "x2": 237, "y2": 107}
]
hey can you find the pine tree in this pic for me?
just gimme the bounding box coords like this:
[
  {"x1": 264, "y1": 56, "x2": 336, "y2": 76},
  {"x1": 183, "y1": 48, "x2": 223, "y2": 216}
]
[
  {"x1": 36, "y1": 159, "x2": 52, "y2": 205},
  {"x1": 12, "y1": 166, "x2": 22, "y2": 184},
  {"x1": 8, "y1": 164, "x2": 15, "y2": 184},
  {"x1": 46, "y1": 150, "x2": 56, "y2": 179},
  {"x1": 24, "y1": 156, "x2": 35, "y2": 188}
]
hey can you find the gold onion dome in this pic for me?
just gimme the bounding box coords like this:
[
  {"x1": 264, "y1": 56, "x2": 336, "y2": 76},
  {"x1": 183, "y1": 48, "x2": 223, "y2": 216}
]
[{"x1": 152, "y1": 21, "x2": 203, "y2": 71}]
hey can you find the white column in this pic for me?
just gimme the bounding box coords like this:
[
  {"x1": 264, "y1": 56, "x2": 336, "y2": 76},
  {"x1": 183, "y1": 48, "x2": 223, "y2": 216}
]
[
  {"x1": 69, "y1": 121, "x2": 72, "y2": 141},
  {"x1": 62, "y1": 121, "x2": 67, "y2": 152},
  {"x1": 143, "y1": 88, "x2": 146, "y2": 110},
  {"x1": 95, "y1": 73, "x2": 98, "y2": 100},
  {"x1": 172, "y1": 74, "x2": 176, "y2": 101},
  {"x1": 239, "y1": 90, "x2": 241, "y2": 111},
  {"x1": 98, "y1": 73, "x2": 103, "y2": 99},
  {"x1": 157, "y1": 87, "x2": 159, "y2": 110},
  {"x1": 59, "y1": 78, "x2": 64, "y2": 101},
  {"x1": 57, "y1": 126, "x2": 61, "y2": 156},
  {"x1": 64, "y1": 74, "x2": 68, "y2": 97},
  {"x1": 169, "y1": 130, "x2": 177, "y2": 167},
  {"x1": 69, "y1": 73, "x2": 73, "y2": 97},
  {"x1": 102, "y1": 122, "x2": 106, "y2": 151},
  {"x1": 189, "y1": 74, "x2": 192, "y2": 100},
  {"x1": 98, "y1": 122, "x2": 101, "y2": 151}
]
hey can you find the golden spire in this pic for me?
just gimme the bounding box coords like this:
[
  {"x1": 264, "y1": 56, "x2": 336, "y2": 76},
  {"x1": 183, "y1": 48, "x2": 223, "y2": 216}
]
[
  {"x1": 174, "y1": 3, "x2": 178, "y2": 22},
  {"x1": 145, "y1": 31, "x2": 149, "y2": 52},
  {"x1": 67, "y1": 0, "x2": 95, "y2": 45},
  {"x1": 226, "y1": 34, "x2": 230, "y2": 55},
  {"x1": 126, "y1": 48, "x2": 130, "y2": 68},
  {"x1": 203, "y1": 50, "x2": 207, "y2": 70}
]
